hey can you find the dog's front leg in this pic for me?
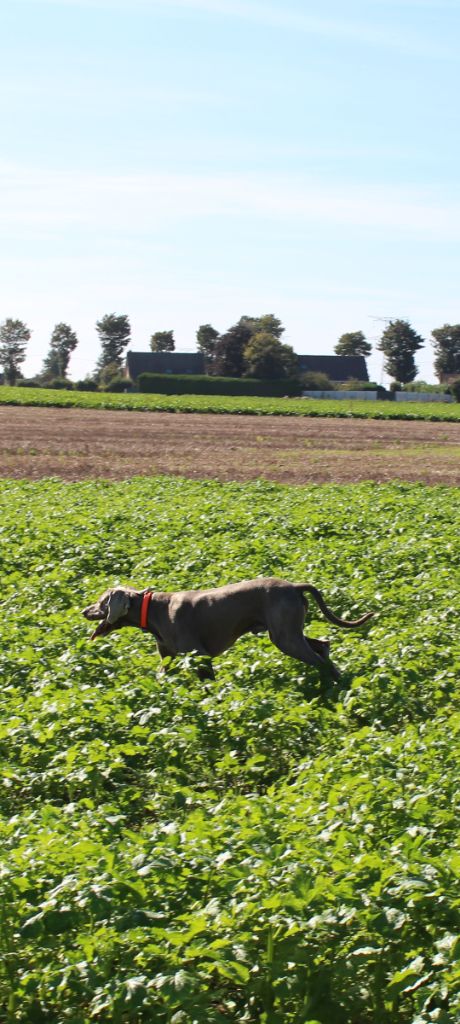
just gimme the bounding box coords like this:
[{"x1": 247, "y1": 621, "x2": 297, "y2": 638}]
[
  {"x1": 196, "y1": 657, "x2": 215, "y2": 682},
  {"x1": 158, "y1": 643, "x2": 215, "y2": 682},
  {"x1": 157, "y1": 643, "x2": 176, "y2": 678}
]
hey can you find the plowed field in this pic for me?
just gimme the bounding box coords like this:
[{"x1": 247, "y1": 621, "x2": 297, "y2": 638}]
[{"x1": 1, "y1": 405, "x2": 460, "y2": 483}]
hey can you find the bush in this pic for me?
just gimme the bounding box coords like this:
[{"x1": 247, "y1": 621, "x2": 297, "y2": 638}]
[
  {"x1": 339, "y1": 380, "x2": 389, "y2": 398},
  {"x1": 137, "y1": 373, "x2": 303, "y2": 397},
  {"x1": 448, "y1": 377, "x2": 460, "y2": 402},
  {"x1": 74, "y1": 379, "x2": 99, "y2": 392},
  {"x1": 45, "y1": 377, "x2": 74, "y2": 390},
  {"x1": 404, "y1": 380, "x2": 449, "y2": 393},
  {"x1": 16, "y1": 378, "x2": 41, "y2": 388},
  {"x1": 340, "y1": 378, "x2": 374, "y2": 391},
  {"x1": 102, "y1": 375, "x2": 133, "y2": 393},
  {"x1": 300, "y1": 371, "x2": 334, "y2": 391}
]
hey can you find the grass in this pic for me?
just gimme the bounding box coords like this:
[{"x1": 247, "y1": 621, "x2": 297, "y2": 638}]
[
  {"x1": 1, "y1": 384, "x2": 460, "y2": 421},
  {"x1": 1, "y1": 475, "x2": 459, "y2": 1022}
]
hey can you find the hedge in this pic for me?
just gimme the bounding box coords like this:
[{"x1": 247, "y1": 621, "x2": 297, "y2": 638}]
[{"x1": 137, "y1": 373, "x2": 303, "y2": 397}]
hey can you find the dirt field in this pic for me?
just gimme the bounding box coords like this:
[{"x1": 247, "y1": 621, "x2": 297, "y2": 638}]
[{"x1": 1, "y1": 405, "x2": 460, "y2": 485}]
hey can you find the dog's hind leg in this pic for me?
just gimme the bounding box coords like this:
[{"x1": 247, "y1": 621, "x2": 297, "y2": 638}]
[
  {"x1": 269, "y1": 628, "x2": 341, "y2": 681},
  {"x1": 307, "y1": 636, "x2": 331, "y2": 659},
  {"x1": 267, "y1": 596, "x2": 341, "y2": 680}
]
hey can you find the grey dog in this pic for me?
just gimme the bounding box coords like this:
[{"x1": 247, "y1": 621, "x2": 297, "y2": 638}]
[{"x1": 83, "y1": 578, "x2": 373, "y2": 681}]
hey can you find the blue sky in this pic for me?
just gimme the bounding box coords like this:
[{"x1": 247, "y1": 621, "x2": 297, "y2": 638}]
[{"x1": 1, "y1": 0, "x2": 459, "y2": 383}]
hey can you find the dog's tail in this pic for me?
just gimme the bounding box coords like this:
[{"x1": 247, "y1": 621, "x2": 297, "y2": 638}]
[{"x1": 298, "y1": 584, "x2": 374, "y2": 628}]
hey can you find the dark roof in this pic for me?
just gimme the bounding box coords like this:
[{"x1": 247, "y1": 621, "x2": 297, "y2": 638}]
[
  {"x1": 125, "y1": 350, "x2": 367, "y2": 382},
  {"x1": 297, "y1": 355, "x2": 369, "y2": 382},
  {"x1": 126, "y1": 351, "x2": 206, "y2": 379}
]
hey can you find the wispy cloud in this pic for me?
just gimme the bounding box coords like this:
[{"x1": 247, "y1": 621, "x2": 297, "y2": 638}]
[
  {"x1": 9, "y1": 0, "x2": 454, "y2": 58},
  {"x1": 1, "y1": 162, "x2": 459, "y2": 241},
  {"x1": 371, "y1": 0, "x2": 459, "y2": 8}
]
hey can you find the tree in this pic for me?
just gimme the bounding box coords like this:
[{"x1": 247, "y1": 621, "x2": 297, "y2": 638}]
[
  {"x1": 378, "y1": 319, "x2": 424, "y2": 384},
  {"x1": 0, "y1": 318, "x2": 31, "y2": 384},
  {"x1": 150, "y1": 330, "x2": 175, "y2": 352},
  {"x1": 431, "y1": 324, "x2": 460, "y2": 380},
  {"x1": 243, "y1": 332, "x2": 299, "y2": 379},
  {"x1": 212, "y1": 319, "x2": 253, "y2": 377},
  {"x1": 335, "y1": 330, "x2": 371, "y2": 358},
  {"x1": 242, "y1": 313, "x2": 285, "y2": 339},
  {"x1": 196, "y1": 324, "x2": 219, "y2": 369},
  {"x1": 41, "y1": 322, "x2": 78, "y2": 380},
  {"x1": 95, "y1": 314, "x2": 131, "y2": 377},
  {"x1": 211, "y1": 314, "x2": 286, "y2": 377}
]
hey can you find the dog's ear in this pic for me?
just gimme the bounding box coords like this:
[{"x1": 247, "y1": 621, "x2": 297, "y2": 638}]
[{"x1": 106, "y1": 589, "x2": 130, "y2": 623}]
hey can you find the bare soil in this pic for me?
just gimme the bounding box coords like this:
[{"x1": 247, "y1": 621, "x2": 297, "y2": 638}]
[{"x1": 1, "y1": 405, "x2": 460, "y2": 484}]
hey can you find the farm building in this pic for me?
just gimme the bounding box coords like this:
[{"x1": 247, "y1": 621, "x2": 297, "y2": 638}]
[
  {"x1": 125, "y1": 350, "x2": 369, "y2": 384},
  {"x1": 297, "y1": 354, "x2": 369, "y2": 383}
]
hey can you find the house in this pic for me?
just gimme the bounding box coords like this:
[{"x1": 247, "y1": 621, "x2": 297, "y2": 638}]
[
  {"x1": 126, "y1": 350, "x2": 206, "y2": 381},
  {"x1": 297, "y1": 355, "x2": 369, "y2": 383},
  {"x1": 125, "y1": 349, "x2": 368, "y2": 384}
]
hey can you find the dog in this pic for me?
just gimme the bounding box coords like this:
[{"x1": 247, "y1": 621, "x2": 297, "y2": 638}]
[{"x1": 83, "y1": 578, "x2": 373, "y2": 681}]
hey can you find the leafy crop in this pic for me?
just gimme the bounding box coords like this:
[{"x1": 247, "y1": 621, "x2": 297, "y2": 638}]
[
  {"x1": 1, "y1": 384, "x2": 460, "y2": 420},
  {"x1": 1, "y1": 477, "x2": 459, "y2": 1022}
]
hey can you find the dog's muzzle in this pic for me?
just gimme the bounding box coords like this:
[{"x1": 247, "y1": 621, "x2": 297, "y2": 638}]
[{"x1": 83, "y1": 605, "x2": 111, "y2": 639}]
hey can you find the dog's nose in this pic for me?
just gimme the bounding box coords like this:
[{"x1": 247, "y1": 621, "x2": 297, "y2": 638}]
[{"x1": 83, "y1": 604, "x2": 106, "y2": 621}]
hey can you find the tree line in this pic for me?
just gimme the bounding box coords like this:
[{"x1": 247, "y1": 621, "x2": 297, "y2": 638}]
[{"x1": 1, "y1": 313, "x2": 460, "y2": 388}]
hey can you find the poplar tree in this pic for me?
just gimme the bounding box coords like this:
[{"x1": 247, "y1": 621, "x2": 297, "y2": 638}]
[
  {"x1": 150, "y1": 331, "x2": 175, "y2": 352},
  {"x1": 41, "y1": 322, "x2": 78, "y2": 380},
  {"x1": 196, "y1": 324, "x2": 219, "y2": 369},
  {"x1": 378, "y1": 320, "x2": 424, "y2": 384},
  {"x1": 335, "y1": 330, "x2": 371, "y2": 357},
  {"x1": 0, "y1": 318, "x2": 31, "y2": 384},
  {"x1": 431, "y1": 324, "x2": 460, "y2": 380},
  {"x1": 95, "y1": 314, "x2": 131, "y2": 377}
]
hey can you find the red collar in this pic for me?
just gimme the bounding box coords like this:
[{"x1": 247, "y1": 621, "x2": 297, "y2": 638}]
[{"x1": 140, "y1": 590, "x2": 153, "y2": 630}]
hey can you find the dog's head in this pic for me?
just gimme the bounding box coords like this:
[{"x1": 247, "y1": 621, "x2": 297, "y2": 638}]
[{"x1": 83, "y1": 587, "x2": 132, "y2": 639}]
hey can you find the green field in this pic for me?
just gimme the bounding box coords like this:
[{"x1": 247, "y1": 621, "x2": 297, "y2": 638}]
[
  {"x1": 1, "y1": 384, "x2": 460, "y2": 421},
  {"x1": 1, "y1": 476, "x2": 459, "y2": 1022}
]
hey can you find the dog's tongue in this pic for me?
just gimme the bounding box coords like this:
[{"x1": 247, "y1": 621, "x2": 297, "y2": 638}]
[{"x1": 91, "y1": 620, "x2": 110, "y2": 640}]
